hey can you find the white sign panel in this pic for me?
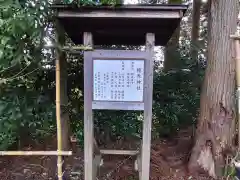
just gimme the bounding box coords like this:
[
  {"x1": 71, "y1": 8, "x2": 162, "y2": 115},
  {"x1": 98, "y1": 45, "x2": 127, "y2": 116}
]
[{"x1": 93, "y1": 59, "x2": 144, "y2": 102}]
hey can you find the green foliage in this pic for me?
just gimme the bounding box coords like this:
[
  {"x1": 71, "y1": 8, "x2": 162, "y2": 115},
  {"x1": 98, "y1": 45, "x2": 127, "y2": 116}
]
[
  {"x1": 168, "y1": 0, "x2": 182, "y2": 4},
  {"x1": 0, "y1": 0, "x2": 206, "y2": 150},
  {"x1": 223, "y1": 152, "x2": 240, "y2": 179},
  {"x1": 0, "y1": 0, "x2": 48, "y2": 69},
  {"x1": 94, "y1": 110, "x2": 142, "y2": 142},
  {"x1": 0, "y1": 90, "x2": 56, "y2": 150},
  {"x1": 224, "y1": 164, "x2": 236, "y2": 179},
  {"x1": 0, "y1": 0, "x2": 54, "y2": 149},
  {"x1": 152, "y1": 68, "x2": 201, "y2": 137}
]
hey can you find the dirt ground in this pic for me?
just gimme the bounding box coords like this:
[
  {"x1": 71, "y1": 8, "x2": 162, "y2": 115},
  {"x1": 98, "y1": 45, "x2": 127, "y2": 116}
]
[{"x1": 0, "y1": 128, "x2": 217, "y2": 180}]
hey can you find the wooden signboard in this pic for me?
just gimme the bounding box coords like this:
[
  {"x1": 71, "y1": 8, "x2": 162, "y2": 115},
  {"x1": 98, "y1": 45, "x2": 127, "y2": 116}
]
[
  {"x1": 84, "y1": 32, "x2": 155, "y2": 180},
  {"x1": 86, "y1": 50, "x2": 148, "y2": 110}
]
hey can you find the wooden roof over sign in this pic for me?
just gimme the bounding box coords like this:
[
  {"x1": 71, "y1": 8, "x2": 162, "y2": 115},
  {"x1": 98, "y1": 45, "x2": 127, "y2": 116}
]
[{"x1": 52, "y1": 4, "x2": 188, "y2": 46}]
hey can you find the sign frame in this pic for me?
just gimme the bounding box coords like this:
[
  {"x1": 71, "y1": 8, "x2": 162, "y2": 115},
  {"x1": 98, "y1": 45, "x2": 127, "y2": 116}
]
[
  {"x1": 84, "y1": 32, "x2": 155, "y2": 180},
  {"x1": 85, "y1": 50, "x2": 148, "y2": 111}
]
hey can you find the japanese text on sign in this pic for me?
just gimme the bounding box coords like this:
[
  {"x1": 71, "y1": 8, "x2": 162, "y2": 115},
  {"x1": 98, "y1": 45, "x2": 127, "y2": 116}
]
[{"x1": 93, "y1": 59, "x2": 144, "y2": 102}]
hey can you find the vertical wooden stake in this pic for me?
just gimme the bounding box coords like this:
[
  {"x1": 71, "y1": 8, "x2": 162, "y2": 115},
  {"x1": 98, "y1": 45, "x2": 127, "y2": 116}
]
[
  {"x1": 84, "y1": 32, "x2": 94, "y2": 180},
  {"x1": 141, "y1": 33, "x2": 155, "y2": 180},
  {"x1": 233, "y1": 38, "x2": 240, "y2": 150},
  {"x1": 56, "y1": 49, "x2": 63, "y2": 180}
]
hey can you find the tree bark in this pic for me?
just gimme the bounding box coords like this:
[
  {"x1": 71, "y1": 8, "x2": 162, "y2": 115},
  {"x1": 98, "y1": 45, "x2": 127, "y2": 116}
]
[
  {"x1": 56, "y1": 22, "x2": 71, "y2": 151},
  {"x1": 188, "y1": 0, "x2": 238, "y2": 178},
  {"x1": 54, "y1": 20, "x2": 71, "y2": 180},
  {"x1": 191, "y1": 0, "x2": 201, "y2": 61},
  {"x1": 163, "y1": 0, "x2": 182, "y2": 71}
]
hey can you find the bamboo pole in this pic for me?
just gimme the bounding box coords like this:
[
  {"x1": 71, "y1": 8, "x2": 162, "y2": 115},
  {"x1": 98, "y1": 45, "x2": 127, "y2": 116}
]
[
  {"x1": 56, "y1": 51, "x2": 63, "y2": 180},
  {"x1": 0, "y1": 151, "x2": 72, "y2": 156},
  {"x1": 231, "y1": 33, "x2": 240, "y2": 150},
  {"x1": 44, "y1": 45, "x2": 93, "y2": 52}
]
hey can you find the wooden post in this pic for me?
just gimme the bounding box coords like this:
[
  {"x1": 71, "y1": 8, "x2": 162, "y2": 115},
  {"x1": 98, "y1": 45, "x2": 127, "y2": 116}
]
[
  {"x1": 231, "y1": 34, "x2": 240, "y2": 150},
  {"x1": 235, "y1": 39, "x2": 240, "y2": 150},
  {"x1": 140, "y1": 33, "x2": 155, "y2": 180},
  {"x1": 84, "y1": 32, "x2": 94, "y2": 180}
]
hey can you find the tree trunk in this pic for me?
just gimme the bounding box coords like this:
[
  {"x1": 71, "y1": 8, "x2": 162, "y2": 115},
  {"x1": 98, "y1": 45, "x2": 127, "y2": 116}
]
[
  {"x1": 56, "y1": 22, "x2": 70, "y2": 151},
  {"x1": 191, "y1": 0, "x2": 201, "y2": 61},
  {"x1": 190, "y1": 0, "x2": 202, "y2": 93},
  {"x1": 163, "y1": 0, "x2": 182, "y2": 71},
  {"x1": 54, "y1": 20, "x2": 71, "y2": 180},
  {"x1": 188, "y1": 0, "x2": 238, "y2": 178}
]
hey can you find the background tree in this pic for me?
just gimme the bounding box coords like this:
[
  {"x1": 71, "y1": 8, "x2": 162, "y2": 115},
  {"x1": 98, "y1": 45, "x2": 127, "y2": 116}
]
[
  {"x1": 188, "y1": 0, "x2": 239, "y2": 178},
  {"x1": 191, "y1": 0, "x2": 201, "y2": 61},
  {"x1": 0, "y1": 0, "x2": 56, "y2": 150},
  {"x1": 55, "y1": 0, "x2": 71, "y2": 152},
  {"x1": 163, "y1": 0, "x2": 182, "y2": 71}
]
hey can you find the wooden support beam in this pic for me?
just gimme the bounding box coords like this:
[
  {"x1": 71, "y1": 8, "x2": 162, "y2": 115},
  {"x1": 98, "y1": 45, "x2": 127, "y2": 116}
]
[
  {"x1": 0, "y1": 151, "x2": 72, "y2": 156},
  {"x1": 84, "y1": 32, "x2": 94, "y2": 180},
  {"x1": 58, "y1": 10, "x2": 182, "y2": 19},
  {"x1": 92, "y1": 101, "x2": 144, "y2": 110},
  {"x1": 140, "y1": 33, "x2": 155, "y2": 180},
  {"x1": 100, "y1": 149, "x2": 139, "y2": 156},
  {"x1": 44, "y1": 45, "x2": 93, "y2": 51}
]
